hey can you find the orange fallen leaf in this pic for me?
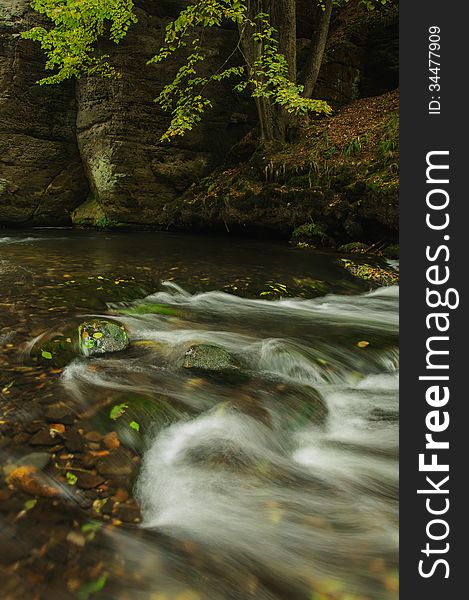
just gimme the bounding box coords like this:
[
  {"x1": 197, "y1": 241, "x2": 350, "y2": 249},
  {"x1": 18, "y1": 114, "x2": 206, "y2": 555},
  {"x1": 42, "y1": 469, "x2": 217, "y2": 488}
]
[{"x1": 49, "y1": 423, "x2": 66, "y2": 437}]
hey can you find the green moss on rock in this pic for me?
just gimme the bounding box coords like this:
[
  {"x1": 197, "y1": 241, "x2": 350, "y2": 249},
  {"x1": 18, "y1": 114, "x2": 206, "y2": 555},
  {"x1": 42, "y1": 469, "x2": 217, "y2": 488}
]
[
  {"x1": 341, "y1": 259, "x2": 398, "y2": 287},
  {"x1": 78, "y1": 320, "x2": 129, "y2": 357},
  {"x1": 182, "y1": 343, "x2": 246, "y2": 381},
  {"x1": 71, "y1": 197, "x2": 120, "y2": 229},
  {"x1": 338, "y1": 242, "x2": 369, "y2": 254}
]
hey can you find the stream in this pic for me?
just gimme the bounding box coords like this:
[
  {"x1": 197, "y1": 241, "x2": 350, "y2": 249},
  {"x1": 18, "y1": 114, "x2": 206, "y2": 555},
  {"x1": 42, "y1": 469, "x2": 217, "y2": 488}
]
[{"x1": 0, "y1": 231, "x2": 398, "y2": 600}]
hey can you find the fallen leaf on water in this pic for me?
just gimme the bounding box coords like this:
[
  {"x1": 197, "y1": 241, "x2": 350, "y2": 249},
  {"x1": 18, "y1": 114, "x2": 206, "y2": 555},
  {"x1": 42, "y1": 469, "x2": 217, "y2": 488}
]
[
  {"x1": 49, "y1": 423, "x2": 65, "y2": 437},
  {"x1": 109, "y1": 403, "x2": 128, "y2": 420},
  {"x1": 81, "y1": 521, "x2": 102, "y2": 541},
  {"x1": 77, "y1": 573, "x2": 108, "y2": 600},
  {"x1": 24, "y1": 498, "x2": 37, "y2": 511},
  {"x1": 357, "y1": 340, "x2": 370, "y2": 348},
  {"x1": 66, "y1": 472, "x2": 78, "y2": 486}
]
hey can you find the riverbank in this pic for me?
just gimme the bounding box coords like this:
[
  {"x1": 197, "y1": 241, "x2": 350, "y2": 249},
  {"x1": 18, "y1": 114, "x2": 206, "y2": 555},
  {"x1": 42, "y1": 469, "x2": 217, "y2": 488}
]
[{"x1": 69, "y1": 90, "x2": 399, "y2": 252}]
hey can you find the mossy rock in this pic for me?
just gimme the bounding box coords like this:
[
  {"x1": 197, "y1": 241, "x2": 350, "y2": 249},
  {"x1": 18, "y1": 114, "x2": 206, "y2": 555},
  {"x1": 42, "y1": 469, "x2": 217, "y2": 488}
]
[
  {"x1": 182, "y1": 343, "x2": 245, "y2": 381},
  {"x1": 71, "y1": 196, "x2": 121, "y2": 229},
  {"x1": 291, "y1": 222, "x2": 335, "y2": 248},
  {"x1": 338, "y1": 242, "x2": 369, "y2": 254},
  {"x1": 341, "y1": 259, "x2": 398, "y2": 287},
  {"x1": 78, "y1": 319, "x2": 129, "y2": 357}
]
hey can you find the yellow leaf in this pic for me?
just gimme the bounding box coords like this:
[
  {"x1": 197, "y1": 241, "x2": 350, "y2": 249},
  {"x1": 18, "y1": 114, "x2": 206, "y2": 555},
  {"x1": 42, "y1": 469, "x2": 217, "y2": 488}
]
[{"x1": 357, "y1": 340, "x2": 370, "y2": 348}]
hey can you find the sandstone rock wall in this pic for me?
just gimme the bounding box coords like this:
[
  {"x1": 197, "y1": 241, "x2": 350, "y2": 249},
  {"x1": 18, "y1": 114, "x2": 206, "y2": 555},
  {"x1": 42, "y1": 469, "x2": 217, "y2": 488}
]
[
  {"x1": 0, "y1": 0, "x2": 88, "y2": 225},
  {"x1": 75, "y1": 0, "x2": 254, "y2": 227}
]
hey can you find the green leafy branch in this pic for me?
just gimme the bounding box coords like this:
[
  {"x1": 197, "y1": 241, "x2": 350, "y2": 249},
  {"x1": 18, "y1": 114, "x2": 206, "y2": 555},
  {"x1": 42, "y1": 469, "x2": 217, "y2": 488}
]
[{"x1": 22, "y1": 0, "x2": 137, "y2": 84}]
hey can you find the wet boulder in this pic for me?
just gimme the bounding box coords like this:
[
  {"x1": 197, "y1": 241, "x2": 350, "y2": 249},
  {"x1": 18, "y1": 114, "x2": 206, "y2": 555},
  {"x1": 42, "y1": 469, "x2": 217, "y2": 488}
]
[
  {"x1": 78, "y1": 319, "x2": 129, "y2": 357},
  {"x1": 182, "y1": 343, "x2": 245, "y2": 380},
  {"x1": 341, "y1": 259, "x2": 398, "y2": 287}
]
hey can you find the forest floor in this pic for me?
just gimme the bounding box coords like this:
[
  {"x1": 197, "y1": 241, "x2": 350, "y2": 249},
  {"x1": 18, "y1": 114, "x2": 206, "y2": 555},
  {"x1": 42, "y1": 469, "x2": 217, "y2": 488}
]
[{"x1": 170, "y1": 89, "x2": 399, "y2": 250}]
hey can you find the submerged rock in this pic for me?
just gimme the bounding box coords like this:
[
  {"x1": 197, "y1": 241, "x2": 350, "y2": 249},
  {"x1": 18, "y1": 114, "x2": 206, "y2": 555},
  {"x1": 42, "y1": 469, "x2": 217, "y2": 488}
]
[
  {"x1": 182, "y1": 344, "x2": 244, "y2": 380},
  {"x1": 78, "y1": 320, "x2": 129, "y2": 357}
]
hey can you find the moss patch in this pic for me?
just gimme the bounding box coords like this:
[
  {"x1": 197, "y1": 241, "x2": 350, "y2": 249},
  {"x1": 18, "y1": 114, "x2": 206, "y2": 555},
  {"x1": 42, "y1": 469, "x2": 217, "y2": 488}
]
[{"x1": 341, "y1": 258, "x2": 398, "y2": 287}]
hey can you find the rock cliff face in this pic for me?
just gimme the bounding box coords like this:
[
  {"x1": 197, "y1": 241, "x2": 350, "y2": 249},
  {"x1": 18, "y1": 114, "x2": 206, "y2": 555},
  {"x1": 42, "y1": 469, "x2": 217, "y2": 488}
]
[
  {"x1": 0, "y1": 0, "x2": 398, "y2": 230},
  {"x1": 74, "y1": 0, "x2": 253, "y2": 227},
  {"x1": 0, "y1": 0, "x2": 88, "y2": 225}
]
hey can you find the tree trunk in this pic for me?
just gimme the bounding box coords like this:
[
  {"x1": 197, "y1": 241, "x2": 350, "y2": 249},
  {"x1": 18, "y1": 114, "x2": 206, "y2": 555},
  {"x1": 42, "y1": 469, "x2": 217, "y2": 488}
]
[
  {"x1": 240, "y1": 0, "x2": 274, "y2": 141},
  {"x1": 271, "y1": 0, "x2": 297, "y2": 141},
  {"x1": 271, "y1": 0, "x2": 297, "y2": 82},
  {"x1": 239, "y1": 0, "x2": 298, "y2": 143},
  {"x1": 300, "y1": 0, "x2": 333, "y2": 98}
]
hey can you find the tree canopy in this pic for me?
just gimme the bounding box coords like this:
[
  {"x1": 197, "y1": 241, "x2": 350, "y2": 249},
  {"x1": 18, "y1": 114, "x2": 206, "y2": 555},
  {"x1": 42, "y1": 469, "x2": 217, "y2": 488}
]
[{"x1": 23, "y1": 0, "x2": 389, "y2": 142}]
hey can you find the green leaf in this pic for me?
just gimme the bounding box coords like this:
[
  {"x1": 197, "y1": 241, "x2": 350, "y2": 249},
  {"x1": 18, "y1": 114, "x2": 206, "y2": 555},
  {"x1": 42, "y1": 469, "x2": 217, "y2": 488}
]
[
  {"x1": 129, "y1": 420, "x2": 140, "y2": 431},
  {"x1": 66, "y1": 472, "x2": 78, "y2": 485},
  {"x1": 77, "y1": 573, "x2": 108, "y2": 600},
  {"x1": 81, "y1": 521, "x2": 102, "y2": 534},
  {"x1": 24, "y1": 499, "x2": 37, "y2": 511},
  {"x1": 109, "y1": 403, "x2": 128, "y2": 420},
  {"x1": 41, "y1": 350, "x2": 53, "y2": 360}
]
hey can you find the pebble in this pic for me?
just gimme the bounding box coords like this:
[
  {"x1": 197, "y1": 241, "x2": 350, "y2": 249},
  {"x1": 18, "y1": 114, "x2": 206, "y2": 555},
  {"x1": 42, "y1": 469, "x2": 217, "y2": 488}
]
[
  {"x1": 63, "y1": 430, "x2": 84, "y2": 453},
  {"x1": 76, "y1": 472, "x2": 105, "y2": 490},
  {"x1": 29, "y1": 428, "x2": 58, "y2": 446},
  {"x1": 81, "y1": 453, "x2": 97, "y2": 469},
  {"x1": 24, "y1": 420, "x2": 45, "y2": 434},
  {"x1": 115, "y1": 502, "x2": 141, "y2": 523},
  {"x1": 103, "y1": 431, "x2": 120, "y2": 450},
  {"x1": 101, "y1": 498, "x2": 115, "y2": 515},
  {"x1": 96, "y1": 449, "x2": 133, "y2": 478},
  {"x1": 45, "y1": 407, "x2": 75, "y2": 425},
  {"x1": 84, "y1": 431, "x2": 102, "y2": 443},
  {"x1": 12, "y1": 432, "x2": 30, "y2": 445}
]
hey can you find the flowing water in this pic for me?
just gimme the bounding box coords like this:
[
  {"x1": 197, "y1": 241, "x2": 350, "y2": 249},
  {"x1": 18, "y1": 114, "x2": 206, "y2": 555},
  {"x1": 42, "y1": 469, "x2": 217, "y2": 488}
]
[{"x1": 0, "y1": 231, "x2": 398, "y2": 600}]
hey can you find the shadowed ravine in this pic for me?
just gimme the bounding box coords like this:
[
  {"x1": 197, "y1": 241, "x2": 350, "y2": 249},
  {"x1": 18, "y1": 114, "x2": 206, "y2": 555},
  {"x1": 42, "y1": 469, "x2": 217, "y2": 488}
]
[{"x1": 0, "y1": 232, "x2": 398, "y2": 600}]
